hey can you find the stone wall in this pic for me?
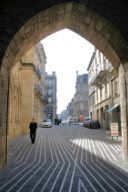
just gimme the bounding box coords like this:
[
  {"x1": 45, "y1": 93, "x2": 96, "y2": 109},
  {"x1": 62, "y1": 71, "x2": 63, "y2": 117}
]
[{"x1": 1, "y1": 2, "x2": 128, "y2": 169}]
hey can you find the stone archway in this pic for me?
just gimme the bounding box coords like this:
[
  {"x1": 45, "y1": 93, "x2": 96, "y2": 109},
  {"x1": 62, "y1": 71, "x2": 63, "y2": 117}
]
[{"x1": 0, "y1": 2, "x2": 128, "y2": 169}]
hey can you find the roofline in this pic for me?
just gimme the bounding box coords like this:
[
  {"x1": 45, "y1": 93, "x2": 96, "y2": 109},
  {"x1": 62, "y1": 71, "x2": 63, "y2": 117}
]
[
  {"x1": 77, "y1": 73, "x2": 88, "y2": 77},
  {"x1": 87, "y1": 51, "x2": 96, "y2": 71}
]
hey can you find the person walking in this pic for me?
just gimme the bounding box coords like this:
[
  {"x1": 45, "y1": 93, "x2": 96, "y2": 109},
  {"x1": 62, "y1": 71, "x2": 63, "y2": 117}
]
[{"x1": 29, "y1": 118, "x2": 37, "y2": 144}]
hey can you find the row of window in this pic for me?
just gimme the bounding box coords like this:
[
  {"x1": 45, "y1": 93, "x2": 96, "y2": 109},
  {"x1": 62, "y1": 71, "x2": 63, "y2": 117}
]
[
  {"x1": 89, "y1": 81, "x2": 118, "y2": 107},
  {"x1": 74, "y1": 102, "x2": 88, "y2": 111},
  {"x1": 77, "y1": 85, "x2": 87, "y2": 92}
]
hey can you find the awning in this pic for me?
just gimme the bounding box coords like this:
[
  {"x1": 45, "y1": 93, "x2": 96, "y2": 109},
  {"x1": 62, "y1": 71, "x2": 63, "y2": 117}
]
[{"x1": 106, "y1": 104, "x2": 119, "y2": 112}]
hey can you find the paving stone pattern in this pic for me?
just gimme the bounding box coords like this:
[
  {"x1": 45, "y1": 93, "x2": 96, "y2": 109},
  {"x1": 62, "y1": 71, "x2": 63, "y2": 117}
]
[{"x1": 0, "y1": 125, "x2": 128, "y2": 192}]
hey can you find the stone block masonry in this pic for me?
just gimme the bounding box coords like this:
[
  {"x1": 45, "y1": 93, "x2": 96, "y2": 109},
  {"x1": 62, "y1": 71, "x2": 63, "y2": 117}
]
[{"x1": 0, "y1": 1, "x2": 128, "y2": 169}]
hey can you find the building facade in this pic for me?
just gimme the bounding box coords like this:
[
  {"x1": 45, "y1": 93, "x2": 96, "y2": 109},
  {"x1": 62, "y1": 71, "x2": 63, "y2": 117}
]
[
  {"x1": 60, "y1": 98, "x2": 75, "y2": 122},
  {"x1": 67, "y1": 98, "x2": 74, "y2": 117},
  {"x1": 60, "y1": 110, "x2": 69, "y2": 121},
  {"x1": 45, "y1": 72, "x2": 57, "y2": 121},
  {"x1": 74, "y1": 72, "x2": 89, "y2": 122},
  {"x1": 8, "y1": 43, "x2": 47, "y2": 137},
  {"x1": 87, "y1": 48, "x2": 121, "y2": 132}
]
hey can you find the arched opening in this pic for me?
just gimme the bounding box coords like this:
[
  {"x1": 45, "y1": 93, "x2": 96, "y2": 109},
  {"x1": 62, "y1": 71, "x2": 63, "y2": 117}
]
[{"x1": 0, "y1": 2, "x2": 128, "y2": 170}]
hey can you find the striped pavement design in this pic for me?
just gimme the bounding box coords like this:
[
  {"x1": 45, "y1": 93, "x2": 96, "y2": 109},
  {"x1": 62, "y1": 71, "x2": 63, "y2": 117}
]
[{"x1": 0, "y1": 125, "x2": 128, "y2": 192}]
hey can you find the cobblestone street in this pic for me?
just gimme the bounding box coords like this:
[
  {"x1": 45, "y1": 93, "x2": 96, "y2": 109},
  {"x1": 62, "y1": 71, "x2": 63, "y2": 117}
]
[{"x1": 0, "y1": 125, "x2": 128, "y2": 192}]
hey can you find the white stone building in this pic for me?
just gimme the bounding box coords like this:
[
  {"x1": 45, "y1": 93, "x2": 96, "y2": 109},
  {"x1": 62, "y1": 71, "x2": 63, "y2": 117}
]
[
  {"x1": 74, "y1": 72, "x2": 89, "y2": 122},
  {"x1": 87, "y1": 48, "x2": 121, "y2": 132},
  {"x1": 45, "y1": 72, "x2": 57, "y2": 121}
]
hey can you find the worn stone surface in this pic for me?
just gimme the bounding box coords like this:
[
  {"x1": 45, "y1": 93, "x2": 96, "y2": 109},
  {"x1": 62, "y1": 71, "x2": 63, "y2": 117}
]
[{"x1": 0, "y1": 125, "x2": 128, "y2": 192}]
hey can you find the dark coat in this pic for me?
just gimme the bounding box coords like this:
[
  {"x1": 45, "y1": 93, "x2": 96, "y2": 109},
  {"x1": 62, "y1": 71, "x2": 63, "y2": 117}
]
[{"x1": 29, "y1": 122, "x2": 37, "y2": 133}]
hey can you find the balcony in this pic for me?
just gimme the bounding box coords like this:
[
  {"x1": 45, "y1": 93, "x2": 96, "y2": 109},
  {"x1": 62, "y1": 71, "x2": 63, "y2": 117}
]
[
  {"x1": 41, "y1": 95, "x2": 48, "y2": 104},
  {"x1": 44, "y1": 106, "x2": 54, "y2": 114},
  {"x1": 47, "y1": 84, "x2": 52, "y2": 88},
  {"x1": 35, "y1": 67, "x2": 42, "y2": 78},
  {"x1": 48, "y1": 92, "x2": 53, "y2": 97},
  {"x1": 90, "y1": 65, "x2": 108, "y2": 87},
  {"x1": 34, "y1": 84, "x2": 43, "y2": 96}
]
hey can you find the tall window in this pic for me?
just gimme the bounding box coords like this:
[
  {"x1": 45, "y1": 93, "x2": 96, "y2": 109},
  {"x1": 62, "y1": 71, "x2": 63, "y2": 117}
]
[
  {"x1": 114, "y1": 81, "x2": 117, "y2": 93},
  {"x1": 80, "y1": 95, "x2": 83, "y2": 101},
  {"x1": 80, "y1": 103, "x2": 84, "y2": 110},
  {"x1": 114, "y1": 81, "x2": 117, "y2": 96},
  {"x1": 48, "y1": 81, "x2": 52, "y2": 87},
  {"x1": 48, "y1": 89, "x2": 52, "y2": 95},
  {"x1": 48, "y1": 97, "x2": 52, "y2": 103},
  {"x1": 80, "y1": 86, "x2": 84, "y2": 92},
  {"x1": 79, "y1": 78, "x2": 83, "y2": 83}
]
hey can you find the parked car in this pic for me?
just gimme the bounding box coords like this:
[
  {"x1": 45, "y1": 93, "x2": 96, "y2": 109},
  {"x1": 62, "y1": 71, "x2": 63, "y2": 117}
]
[
  {"x1": 87, "y1": 120, "x2": 100, "y2": 129},
  {"x1": 39, "y1": 119, "x2": 52, "y2": 128},
  {"x1": 67, "y1": 117, "x2": 74, "y2": 124},
  {"x1": 83, "y1": 117, "x2": 90, "y2": 127}
]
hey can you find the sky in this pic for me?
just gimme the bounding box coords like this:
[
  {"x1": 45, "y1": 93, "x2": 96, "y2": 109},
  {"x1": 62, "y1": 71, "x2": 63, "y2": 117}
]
[{"x1": 41, "y1": 29, "x2": 94, "y2": 114}]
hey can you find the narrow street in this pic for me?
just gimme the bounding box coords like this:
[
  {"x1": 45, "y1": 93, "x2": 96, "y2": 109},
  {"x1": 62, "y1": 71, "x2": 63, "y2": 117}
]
[{"x1": 0, "y1": 125, "x2": 128, "y2": 192}]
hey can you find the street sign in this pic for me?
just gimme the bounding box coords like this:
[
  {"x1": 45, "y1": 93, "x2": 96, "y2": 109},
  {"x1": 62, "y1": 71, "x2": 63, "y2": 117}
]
[{"x1": 110, "y1": 123, "x2": 119, "y2": 137}]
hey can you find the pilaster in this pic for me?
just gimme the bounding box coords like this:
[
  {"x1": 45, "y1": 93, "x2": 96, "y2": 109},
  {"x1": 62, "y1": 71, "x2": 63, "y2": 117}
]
[
  {"x1": 119, "y1": 64, "x2": 128, "y2": 161},
  {"x1": 0, "y1": 66, "x2": 10, "y2": 170}
]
